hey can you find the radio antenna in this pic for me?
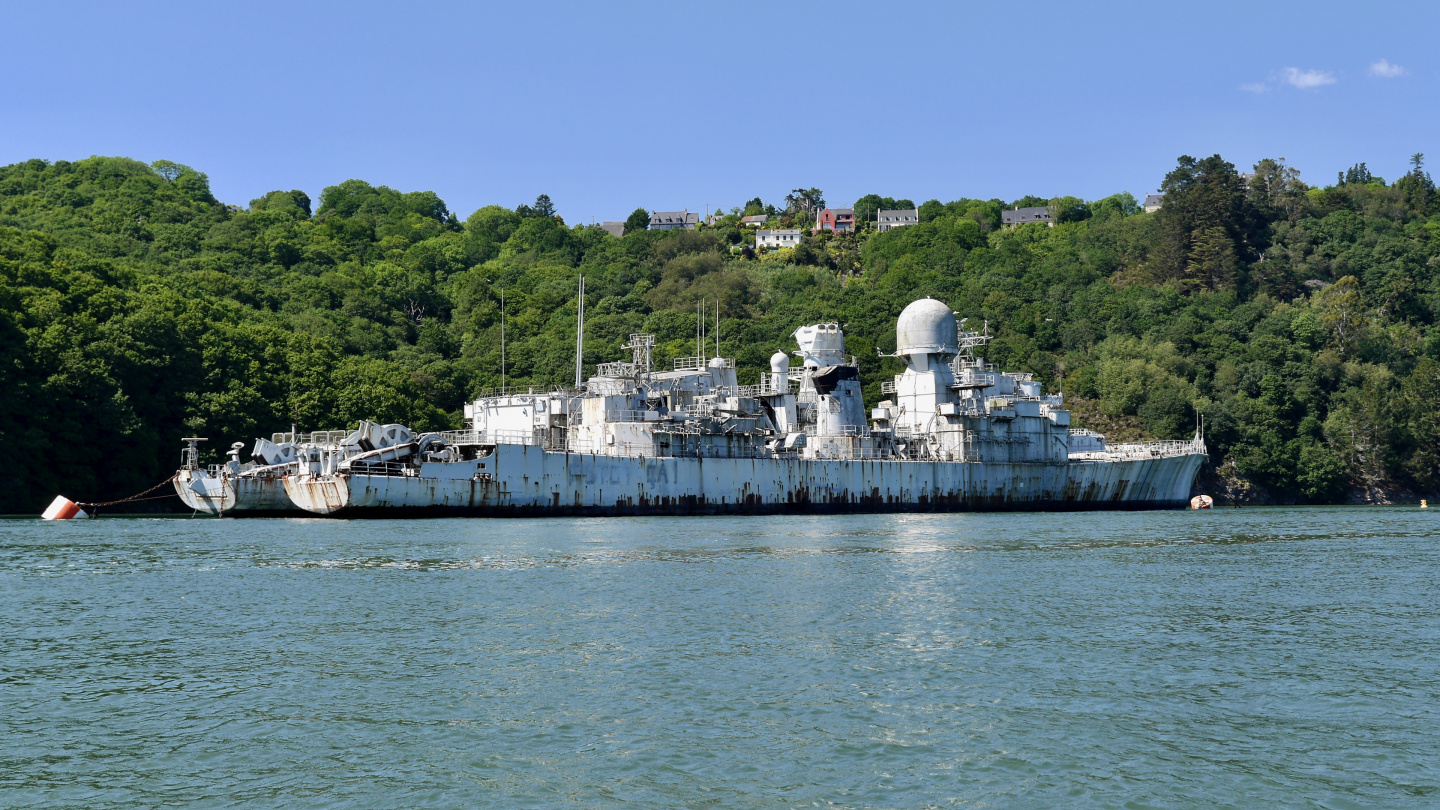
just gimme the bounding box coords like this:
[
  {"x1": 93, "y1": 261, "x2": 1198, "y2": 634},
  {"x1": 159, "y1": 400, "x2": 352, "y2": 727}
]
[
  {"x1": 574, "y1": 275, "x2": 585, "y2": 388},
  {"x1": 500, "y1": 288, "x2": 506, "y2": 394}
]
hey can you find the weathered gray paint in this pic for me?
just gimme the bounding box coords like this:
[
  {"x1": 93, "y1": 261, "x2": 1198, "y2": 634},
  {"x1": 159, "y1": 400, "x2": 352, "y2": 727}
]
[
  {"x1": 174, "y1": 469, "x2": 298, "y2": 515},
  {"x1": 284, "y1": 444, "x2": 1205, "y2": 517}
]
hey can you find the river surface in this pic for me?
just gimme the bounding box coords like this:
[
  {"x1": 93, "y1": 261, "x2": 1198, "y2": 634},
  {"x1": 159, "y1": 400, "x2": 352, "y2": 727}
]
[{"x1": 2, "y1": 508, "x2": 1438, "y2": 808}]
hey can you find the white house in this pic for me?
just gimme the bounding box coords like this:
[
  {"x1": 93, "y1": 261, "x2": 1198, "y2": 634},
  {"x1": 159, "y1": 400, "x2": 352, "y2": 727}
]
[
  {"x1": 757, "y1": 229, "x2": 802, "y2": 249},
  {"x1": 740, "y1": 214, "x2": 769, "y2": 227},
  {"x1": 877, "y1": 208, "x2": 919, "y2": 232},
  {"x1": 1144, "y1": 194, "x2": 1164, "y2": 213}
]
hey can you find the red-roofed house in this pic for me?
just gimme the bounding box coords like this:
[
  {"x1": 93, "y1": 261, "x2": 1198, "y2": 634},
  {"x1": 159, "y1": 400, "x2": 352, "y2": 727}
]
[{"x1": 816, "y1": 208, "x2": 855, "y2": 232}]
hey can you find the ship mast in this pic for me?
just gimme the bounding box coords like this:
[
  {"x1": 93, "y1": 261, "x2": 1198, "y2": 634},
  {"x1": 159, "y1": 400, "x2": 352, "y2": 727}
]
[
  {"x1": 574, "y1": 275, "x2": 585, "y2": 389},
  {"x1": 501, "y1": 288, "x2": 506, "y2": 395}
]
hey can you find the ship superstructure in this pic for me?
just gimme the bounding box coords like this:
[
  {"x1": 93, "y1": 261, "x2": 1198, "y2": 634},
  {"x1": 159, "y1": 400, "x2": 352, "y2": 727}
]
[{"x1": 273, "y1": 298, "x2": 1205, "y2": 517}]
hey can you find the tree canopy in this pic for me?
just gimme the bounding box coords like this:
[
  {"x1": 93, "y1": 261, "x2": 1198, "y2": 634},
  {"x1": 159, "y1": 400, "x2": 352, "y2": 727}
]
[{"x1": 2, "y1": 153, "x2": 1439, "y2": 511}]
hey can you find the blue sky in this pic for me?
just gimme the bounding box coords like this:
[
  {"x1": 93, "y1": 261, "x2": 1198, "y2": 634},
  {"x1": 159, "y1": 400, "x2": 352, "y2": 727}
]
[{"x1": 2, "y1": 1, "x2": 1435, "y2": 223}]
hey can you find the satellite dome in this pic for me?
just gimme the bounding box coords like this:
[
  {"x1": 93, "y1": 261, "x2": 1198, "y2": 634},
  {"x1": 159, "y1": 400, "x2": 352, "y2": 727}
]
[
  {"x1": 770, "y1": 351, "x2": 790, "y2": 373},
  {"x1": 896, "y1": 298, "x2": 958, "y2": 357}
]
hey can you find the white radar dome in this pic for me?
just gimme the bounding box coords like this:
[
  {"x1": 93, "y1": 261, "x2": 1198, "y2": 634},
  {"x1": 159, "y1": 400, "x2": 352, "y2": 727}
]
[
  {"x1": 770, "y1": 351, "x2": 790, "y2": 373},
  {"x1": 896, "y1": 298, "x2": 958, "y2": 357}
]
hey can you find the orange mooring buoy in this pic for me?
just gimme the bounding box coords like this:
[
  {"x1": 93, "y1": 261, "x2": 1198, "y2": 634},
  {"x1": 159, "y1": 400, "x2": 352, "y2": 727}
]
[
  {"x1": 1190, "y1": 495, "x2": 1214, "y2": 509},
  {"x1": 41, "y1": 495, "x2": 89, "y2": 520}
]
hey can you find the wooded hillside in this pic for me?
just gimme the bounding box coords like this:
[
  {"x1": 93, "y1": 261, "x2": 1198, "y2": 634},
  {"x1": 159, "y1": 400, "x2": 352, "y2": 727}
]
[{"x1": 2, "y1": 154, "x2": 1438, "y2": 512}]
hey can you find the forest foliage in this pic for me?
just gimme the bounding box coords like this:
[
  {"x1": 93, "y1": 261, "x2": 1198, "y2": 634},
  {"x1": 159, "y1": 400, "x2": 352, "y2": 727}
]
[{"x1": 2, "y1": 153, "x2": 1439, "y2": 511}]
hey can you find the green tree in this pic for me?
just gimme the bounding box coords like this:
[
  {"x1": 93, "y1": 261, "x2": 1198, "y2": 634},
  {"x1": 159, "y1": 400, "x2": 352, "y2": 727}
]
[
  {"x1": 1152, "y1": 154, "x2": 1261, "y2": 284},
  {"x1": 784, "y1": 188, "x2": 825, "y2": 218},
  {"x1": 624, "y1": 207, "x2": 651, "y2": 235}
]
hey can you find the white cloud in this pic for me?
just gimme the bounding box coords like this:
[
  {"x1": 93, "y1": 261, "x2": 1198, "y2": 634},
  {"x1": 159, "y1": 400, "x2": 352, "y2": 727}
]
[
  {"x1": 1282, "y1": 67, "x2": 1336, "y2": 90},
  {"x1": 1369, "y1": 59, "x2": 1406, "y2": 78},
  {"x1": 1240, "y1": 82, "x2": 1268, "y2": 94}
]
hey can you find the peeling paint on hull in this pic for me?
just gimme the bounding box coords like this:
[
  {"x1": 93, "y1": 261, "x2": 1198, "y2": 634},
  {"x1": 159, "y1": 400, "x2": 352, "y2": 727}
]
[
  {"x1": 285, "y1": 445, "x2": 1206, "y2": 518},
  {"x1": 175, "y1": 470, "x2": 299, "y2": 516}
]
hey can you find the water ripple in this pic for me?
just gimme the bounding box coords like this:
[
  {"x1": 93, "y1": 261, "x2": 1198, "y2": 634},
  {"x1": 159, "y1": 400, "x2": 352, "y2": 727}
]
[{"x1": 1, "y1": 507, "x2": 1438, "y2": 807}]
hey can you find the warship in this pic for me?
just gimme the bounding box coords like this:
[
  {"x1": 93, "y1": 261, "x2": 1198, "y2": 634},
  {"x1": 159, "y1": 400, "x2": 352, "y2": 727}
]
[{"x1": 253, "y1": 297, "x2": 1207, "y2": 517}]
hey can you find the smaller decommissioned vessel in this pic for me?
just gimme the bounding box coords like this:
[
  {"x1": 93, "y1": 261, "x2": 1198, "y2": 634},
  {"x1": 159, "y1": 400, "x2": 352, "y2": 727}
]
[
  {"x1": 174, "y1": 433, "x2": 339, "y2": 516},
  {"x1": 174, "y1": 424, "x2": 435, "y2": 515}
]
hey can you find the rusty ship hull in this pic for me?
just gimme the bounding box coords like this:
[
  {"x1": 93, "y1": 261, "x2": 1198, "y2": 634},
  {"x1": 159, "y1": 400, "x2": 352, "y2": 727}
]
[
  {"x1": 284, "y1": 443, "x2": 1205, "y2": 518},
  {"x1": 174, "y1": 468, "x2": 299, "y2": 516}
]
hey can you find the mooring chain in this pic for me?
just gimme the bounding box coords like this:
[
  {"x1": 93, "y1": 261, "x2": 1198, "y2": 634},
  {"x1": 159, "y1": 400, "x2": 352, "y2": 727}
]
[{"x1": 80, "y1": 474, "x2": 179, "y2": 510}]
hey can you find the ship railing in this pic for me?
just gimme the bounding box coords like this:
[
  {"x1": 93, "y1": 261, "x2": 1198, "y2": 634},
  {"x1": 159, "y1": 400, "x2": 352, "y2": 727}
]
[
  {"x1": 813, "y1": 425, "x2": 872, "y2": 438},
  {"x1": 271, "y1": 430, "x2": 351, "y2": 446},
  {"x1": 605, "y1": 409, "x2": 663, "y2": 422},
  {"x1": 654, "y1": 422, "x2": 702, "y2": 435},
  {"x1": 730, "y1": 382, "x2": 783, "y2": 398},
  {"x1": 347, "y1": 461, "x2": 418, "y2": 477},
  {"x1": 1071, "y1": 439, "x2": 1206, "y2": 461},
  {"x1": 471, "y1": 386, "x2": 547, "y2": 399},
  {"x1": 489, "y1": 429, "x2": 544, "y2": 446},
  {"x1": 758, "y1": 376, "x2": 787, "y2": 395},
  {"x1": 596, "y1": 362, "x2": 639, "y2": 377},
  {"x1": 670, "y1": 356, "x2": 736, "y2": 371},
  {"x1": 448, "y1": 429, "x2": 542, "y2": 446},
  {"x1": 950, "y1": 359, "x2": 997, "y2": 373},
  {"x1": 569, "y1": 434, "x2": 807, "y2": 461},
  {"x1": 881, "y1": 379, "x2": 898, "y2": 394},
  {"x1": 951, "y1": 369, "x2": 997, "y2": 389},
  {"x1": 672, "y1": 356, "x2": 705, "y2": 370}
]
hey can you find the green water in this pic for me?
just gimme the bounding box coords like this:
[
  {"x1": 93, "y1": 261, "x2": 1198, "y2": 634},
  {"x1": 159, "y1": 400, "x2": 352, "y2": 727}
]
[{"x1": 2, "y1": 508, "x2": 1437, "y2": 808}]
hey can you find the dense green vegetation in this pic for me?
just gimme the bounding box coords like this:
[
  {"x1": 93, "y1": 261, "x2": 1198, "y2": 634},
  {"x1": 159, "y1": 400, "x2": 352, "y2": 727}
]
[{"x1": 2, "y1": 153, "x2": 1438, "y2": 512}]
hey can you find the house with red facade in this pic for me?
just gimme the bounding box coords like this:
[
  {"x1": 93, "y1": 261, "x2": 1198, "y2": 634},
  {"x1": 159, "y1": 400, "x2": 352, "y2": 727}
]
[{"x1": 815, "y1": 207, "x2": 855, "y2": 232}]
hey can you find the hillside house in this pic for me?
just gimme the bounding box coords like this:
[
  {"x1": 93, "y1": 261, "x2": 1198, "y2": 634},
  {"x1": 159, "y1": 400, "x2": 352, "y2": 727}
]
[
  {"x1": 877, "y1": 208, "x2": 919, "y2": 232},
  {"x1": 600, "y1": 221, "x2": 625, "y2": 238},
  {"x1": 740, "y1": 215, "x2": 769, "y2": 227},
  {"x1": 816, "y1": 208, "x2": 855, "y2": 232},
  {"x1": 756, "y1": 229, "x2": 802, "y2": 249},
  {"x1": 650, "y1": 210, "x2": 699, "y2": 230},
  {"x1": 1144, "y1": 194, "x2": 1164, "y2": 213},
  {"x1": 1001, "y1": 206, "x2": 1053, "y2": 227}
]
